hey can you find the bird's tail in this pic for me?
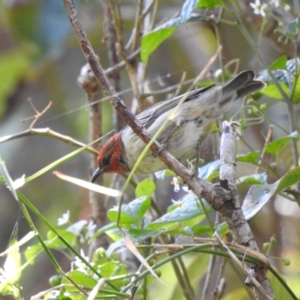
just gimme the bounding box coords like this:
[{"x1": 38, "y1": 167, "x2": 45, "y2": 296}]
[{"x1": 223, "y1": 70, "x2": 266, "y2": 98}]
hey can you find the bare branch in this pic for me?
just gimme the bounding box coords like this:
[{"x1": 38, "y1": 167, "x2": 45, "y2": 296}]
[
  {"x1": 0, "y1": 127, "x2": 98, "y2": 155},
  {"x1": 21, "y1": 99, "x2": 53, "y2": 129}
]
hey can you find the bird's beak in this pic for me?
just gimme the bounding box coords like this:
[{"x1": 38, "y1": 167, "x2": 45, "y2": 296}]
[{"x1": 91, "y1": 167, "x2": 101, "y2": 183}]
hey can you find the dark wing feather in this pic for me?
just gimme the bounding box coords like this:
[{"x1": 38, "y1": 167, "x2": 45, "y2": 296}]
[{"x1": 137, "y1": 84, "x2": 215, "y2": 128}]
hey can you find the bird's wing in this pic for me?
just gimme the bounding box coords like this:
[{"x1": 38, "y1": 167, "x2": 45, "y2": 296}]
[{"x1": 137, "y1": 84, "x2": 215, "y2": 128}]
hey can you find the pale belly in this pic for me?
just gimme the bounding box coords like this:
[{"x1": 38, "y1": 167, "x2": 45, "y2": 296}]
[{"x1": 122, "y1": 119, "x2": 214, "y2": 174}]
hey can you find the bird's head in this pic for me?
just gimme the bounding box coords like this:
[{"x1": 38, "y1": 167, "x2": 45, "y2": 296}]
[{"x1": 91, "y1": 133, "x2": 129, "y2": 182}]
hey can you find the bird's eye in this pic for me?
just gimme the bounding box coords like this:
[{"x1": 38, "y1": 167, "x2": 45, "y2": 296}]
[{"x1": 101, "y1": 156, "x2": 110, "y2": 166}]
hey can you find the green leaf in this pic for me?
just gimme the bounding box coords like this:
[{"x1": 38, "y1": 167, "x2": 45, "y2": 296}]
[
  {"x1": 135, "y1": 178, "x2": 156, "y2": 198},
  {"x1": 146, "y1": 194, "x2": 211, "y2": 229},
  {"x1": 141, "y1": 27, "x2": 175, "y2": 63},
  {"x1": 193, "y1": 225, "x2": 213, "y2": 235},
  {"x1": 264, "y1": 131, "x2": 299, "y2": 156},
  {"x1": 198, "y1": 159, "x2": 220, "y2": 180},
  {"x1": 47, "y1": 230, "x2": 77, "y2": 250},
  {"x1": 275, "y1": 167, "x2": 300, "y2": 194},
  {"x1": 155, "y1": 169, "x2": 175, "y2": 179},
  {"x1": 237, "y1": 151, "x2": 260, "y2": 164},
  {"x1": 197, "y1": 0, "x2": 224, "y2": 8},
  {"x1": 100, "y1": 261, "x2": 119, "y2": 278},
  {"x1": 260, "y1": 82, "x2": 290, "y2": 100},
  {"x1": 107, "y1": 196, "x2": 151, "y2": 225},
  {"x1": 65, "y1": 270, "x2": 97, "y2": 289},
  {"x1": 107, "y1": 209, "x2": 135, "y2": 226},
  {"x1": 101, "y1": 262, "x2": 127, "y2": 288},
  {"x1": 291, "y1": 76, "x2": 300, "y2": 103},
  {"x1": 242, "y1": 166, "x2": 300, "y2": 220},
  {"x1": 269, "y1": 55, "x2": 287, "y2": 70},
  {"x1": 216, "y1": 222, "x2": 229, "y2": 236},
  {"x1": 24, "y1": 244, "x2": 43, "y2": 264},
  {"x1": 237, "y1": 173, "x2": 267, "y2": 185}
]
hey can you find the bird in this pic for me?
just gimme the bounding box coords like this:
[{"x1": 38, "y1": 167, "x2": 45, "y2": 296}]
[{"x1": 91, "y1": 70, "x2": 265, "y2": 182}]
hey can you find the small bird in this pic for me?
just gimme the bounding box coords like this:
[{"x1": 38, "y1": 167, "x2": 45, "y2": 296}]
[{"x1": 91, "y1": 70, "x2": 265, "y2": 182}]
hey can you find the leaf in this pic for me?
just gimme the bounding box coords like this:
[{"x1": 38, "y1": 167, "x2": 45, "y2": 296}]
[
  {"x1": 242, "y1": 167, "x2": 300, "y2": 220},
  {"x1": 275, "y1": 167, "x2": 300, "y2": 193},
  {"x1": 269, "y1": 55, "x2": 287, "y2": 70},
  {"x1": 146, "y1": 194, "x2": 211, "y2": 229},
  {"x1": 198, "y1": 159, "x2": 220, "y2": 180},
  {"x1": 100, "y1": 261, "x2": 126, "y2": 287},
  {"x1": 154, "y1": 169, "x2": 175, "y2": 179},
  {"x1": 107, "y1": 196, "x2": 151, "y2": 225},
  {"x1": 197, "y1": 0, "x2": 224, "y2": 8},
  {"x1": 135, "y1": 178, "x2": 156, "y2": 198},
  {"x1": 264, "y1": 131, "x2": 299, "y2": 156},
  {"x1": 65, "y1": 270, "x2": 97, "y2": 289},
  {"x1": 193, "y1": 225, "x2": 213, "y2": 235},
  {"x1": 237, "y1": 173, "x2": 268, "y2": 185},
  {"x1": 242, "y1": 181, "x2": 279, "y2": 221},
  {"x1": 237, "y1": 151, "x2": 260, "y2": 164},
  {"x1": 260, "y1": 82, "x2": 290, "y2": 100},
  {"x1": 47, "y1": 230, "x2": 77, "y2": 250},
  {"x1": 141, "y1": 0, "x2": 199, "y2": 63},
  {"x1": 291, "y1": 75, "x2": 300, "y2": 103},
  {"x1": 24, "y1": 244, "x2": 43, "y2": 264},
  {"x1": 100, "y1": 261, "x2": 121, "y2": 278},
  {"x1": 141, "y1": 27, "x2": 175, "y2": 63}
]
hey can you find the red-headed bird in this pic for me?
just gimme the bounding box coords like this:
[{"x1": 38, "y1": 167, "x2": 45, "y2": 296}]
[{"x1": 91, "y1": 70, "x2": 265, "y2": 182}]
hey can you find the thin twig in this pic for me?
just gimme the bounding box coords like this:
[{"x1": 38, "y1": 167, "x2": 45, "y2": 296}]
[
  {"x1": 173, "y1": 72, "x2": 187, "y2": 97},
  {"x1": 255, "y1": 125, "x2": 273, "y2": 174},
  {"x1": 21, "y1": 99, "x2": 52, "y2": 129},
  {"x1": 212, "y1": 258, "x2": 227, "y2": 300},
  {"x1": 0, "y1": 127, "x2": 99, "y2": 155}
]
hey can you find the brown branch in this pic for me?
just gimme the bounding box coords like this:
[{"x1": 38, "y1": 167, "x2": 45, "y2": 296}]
[
  {"x1": 103, "y1": 0, "x2": 123, "y2": 131},
  {"x1": 77, "y1": 55, "x2": 108, "y2": 249},
  {"x1": 0, "y1": 127, "x2": 98, "y2": 155},
  {"x1": 219, "y1": 121, "x2": 274, "y2": 299},
  {"x1": 104, "y1": 48, "x2": 140, "y2": 76}
]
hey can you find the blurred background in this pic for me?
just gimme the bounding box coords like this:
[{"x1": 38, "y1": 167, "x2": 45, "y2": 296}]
[{"x1": 0, "y1": 0, "x2": 300, "y2": 298}]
